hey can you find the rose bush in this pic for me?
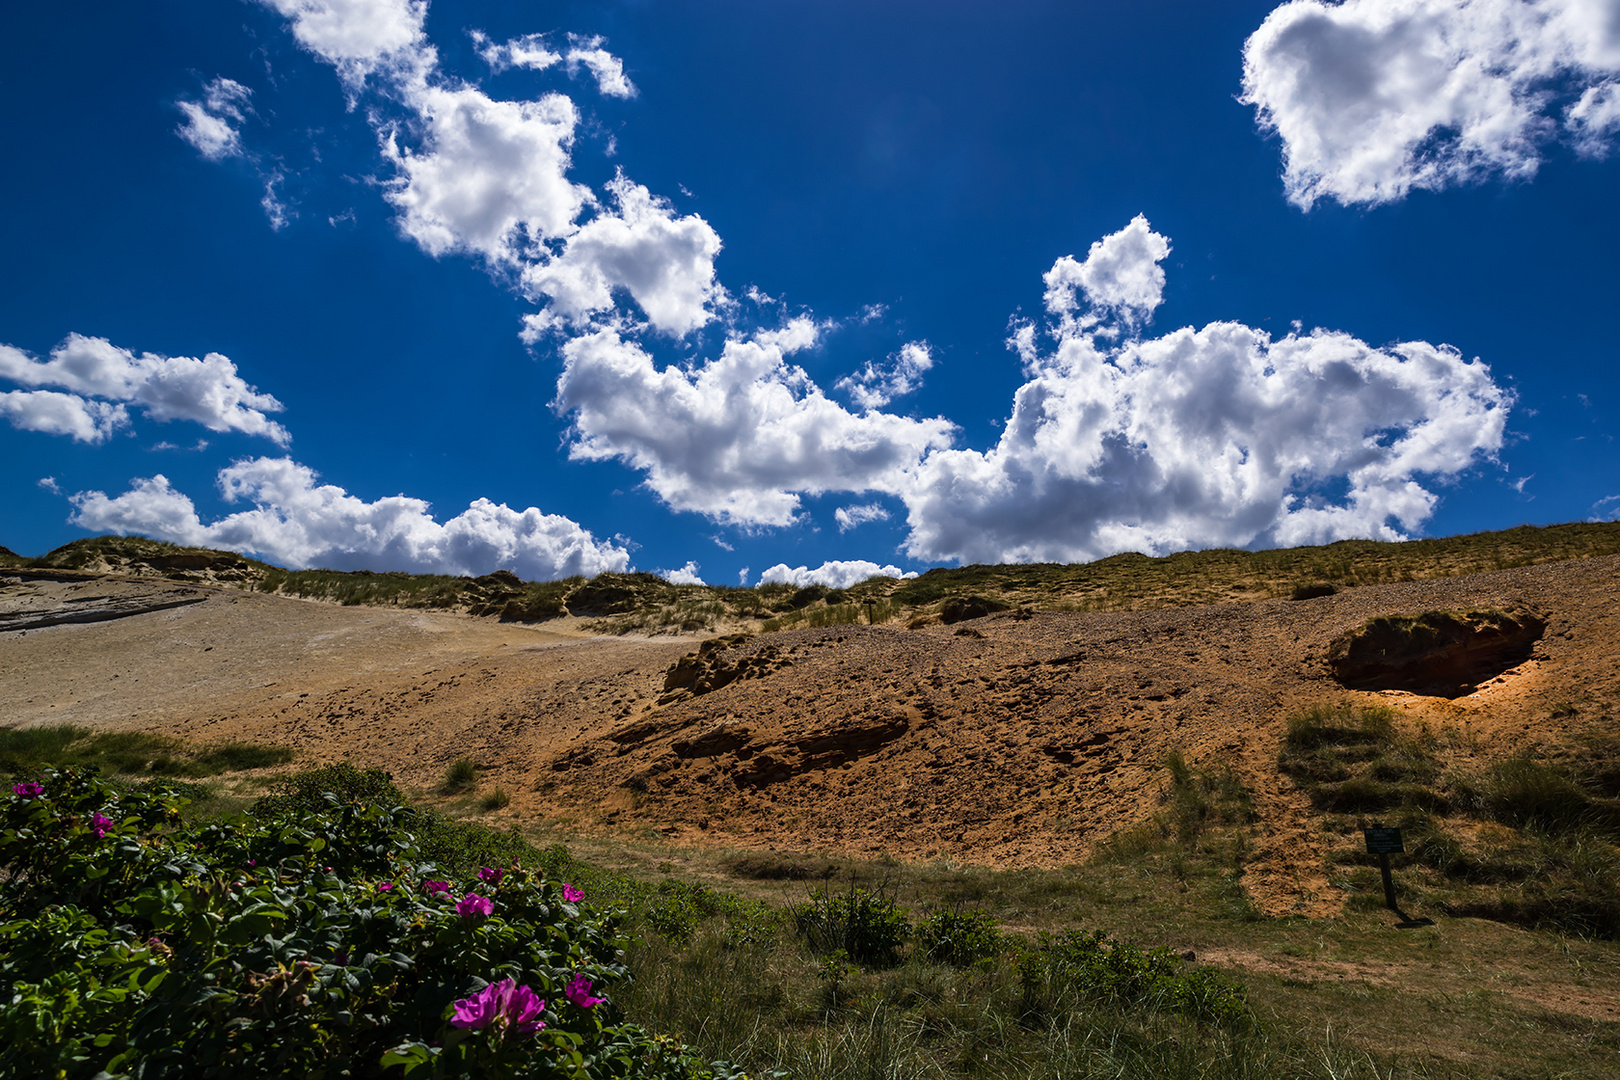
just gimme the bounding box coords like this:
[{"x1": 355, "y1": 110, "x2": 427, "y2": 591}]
[{"x1": 0, "y1": 767, "x2": 751, "y2": 1079}]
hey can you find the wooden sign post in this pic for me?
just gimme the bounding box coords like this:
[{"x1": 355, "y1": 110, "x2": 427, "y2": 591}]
[{"x1": 1363, "y1": 826, "x2": 1404, "y2": 912}]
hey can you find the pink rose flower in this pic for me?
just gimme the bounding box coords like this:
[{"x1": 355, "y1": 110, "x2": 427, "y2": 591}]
[
  {"x1": 564, "y1": 974, "x2": 605, "y2": 1009},
  {"x1": 423, "y1": 879, "x2": 451, "y2": 897},
  {"x1": 90, "y1": 812, "x2": 114, "y2": 839},
  {"x1": 562, "y1": 883, "x2": 584, "y2": 903},
  {"x1": 456, "y1": 893, "x2": 494, "y2": 918},
  {"x1": 476, "y1": 867, "x2": 503, "y2": 886},
  {"x1": 450, "y1": 978, "x2": 546, "y2": 1037},
  {"x1": 12, "y1": 782, "x2": 44, "y2": 798}
]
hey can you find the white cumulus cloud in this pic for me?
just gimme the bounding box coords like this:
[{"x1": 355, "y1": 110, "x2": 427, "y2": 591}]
[
  {"x1": 565, "y1": 35, "x2": 636, "y2": 99},
  {"x1": 836, "y1": 341, "x2": 934, "y2": 411},
  {"x1": 553, "y1": 328, "x2": 955, "y2": 527},
  {"x1": 257, "y1": 0, "x2": 429, "y2": 87},
  {"x1": 658, "y1": 560, "x2": 705, "y2": 585},
  {"x1": 175, "y1": 77, "x2": 254, "y2": 161},
  {"x1": 549, "y1": 215, "x2": 1509, "y2": 566},
  {"x1": 381, "y1": 83, "x2": 590, "y2": 262},
  {"x1": 471, "y1": 30, "x2": 634, "y2": 97},
  {"x1": 472, "y1": 30, "x2": 562, "y2": 73},
  {"x1": 900, "y1": 240, "x2": 1513, "y2": 564},
  {"x1": 68, "y1": 458, "x2": 631, "y2": 580},
  {"x1": 247, "y1": 13, "x2": 1521, "y2": 574},
  {"x1": 0, "y1": 335, "x2": 289, "y2": 445},
  {"x1": 753, "y1": 317, "x2": 825, "y2": 354},
  {"x1": 262, "y1": 2, "x2": 720, "y2": 338},
  {"x1": 758, "y1": 560, "x2": 918, "y2": 589},
  {"x1": 1042, "y1": 214, "x2": 1170, "y2": 330},
  {"x1": 1243, "y1": 0, "x2": 1620, "y2": 207},
  {"x1": 521, "y1": 172, "x2": 723, "y2": 337},
  {"x1": 0, "y1": 391, "x2": 128, "y2": 444},
  {"x1": 834, "y1": 503, "x2": 891, "y2": 532},
  {"x1": 1568, "y1": 80, "x2": 1620, "y2": 154},
  {"x1": 175, "y1": 75, "x2": 290, "y2": 229}
]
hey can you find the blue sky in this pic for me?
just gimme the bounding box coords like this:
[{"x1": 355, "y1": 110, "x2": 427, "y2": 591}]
[{"x1": 3, "y1": 0, "x2": 1618, "y2": 587}]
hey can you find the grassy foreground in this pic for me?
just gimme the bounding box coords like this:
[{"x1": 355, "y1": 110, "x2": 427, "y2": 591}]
[{"x1": 574, "y1": 754, "x2": 1620, "y2": 1080}]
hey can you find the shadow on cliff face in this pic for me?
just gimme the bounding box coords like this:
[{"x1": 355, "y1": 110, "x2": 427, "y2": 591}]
[{"x1": 1327, "y1": 609, "x2": 1547, "y2": 698}]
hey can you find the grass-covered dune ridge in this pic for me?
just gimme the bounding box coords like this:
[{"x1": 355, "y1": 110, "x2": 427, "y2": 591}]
[{"x1": 10, "y1": 520, "x2": 1620, "y2": 635}]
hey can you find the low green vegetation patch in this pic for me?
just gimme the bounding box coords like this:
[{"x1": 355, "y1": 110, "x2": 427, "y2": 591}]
[
  {"x1": 256, "y1": 567, "x2": 581, "y2": 620},
  {"x1": 626, "y1": 873, "x2": 1262, "y2": 1080},
  {"x1": 1103, "y1": 748, "x2": 1258, "y2": 863},
  {"x1": 26, "y1": 535, "x2": 265, "y2": 575},
  {"x1": 0, "y1": 767, "x2": 744, "y2": 1080},
  {"x1": 259, "y1": 566, "x2": 476, "y2": 607},
  {"x1": 1281, "y1": 702, "x2": 1620, "y2": 936},
  {"x1": 0, "y1": 724, "x2": 292, "y2": 779},
  {"x1": 1092, "y1": 749, "x2": 1260, "y2": 925},
  {"x1": 761, "y1": 599, "x2": 894, "y2": 633},
  {"x1": 587, "y1": 596, "x2": 732, "y2": 636},
  {"x1": 1279, "y1": 703, "x2": 1440, "y2": 812},
  {"x1": 1017, "y1": 928, "x2": 1251, "y2": 1028}
]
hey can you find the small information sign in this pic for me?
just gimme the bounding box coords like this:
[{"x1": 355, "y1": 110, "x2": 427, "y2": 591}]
[{"x1": 1364, "y1": 827, "x2": 1404, "y2": 855}]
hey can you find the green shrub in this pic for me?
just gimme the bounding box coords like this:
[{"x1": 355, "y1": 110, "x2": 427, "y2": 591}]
[
  {"x1": 642, "y1": 880, "x2": 780, "y2": 948},
  {"x1": 783, "y1": 585, "x2": 830, "y2": 610},
  {"x1": 1443, "y1": 830, "x2": 1620, "y2": 937},
  {"x1": 889, "y1": 580, "x2": 946, "y2": 607},
  {"x1": 252, "y1": 764, "x2": 546, "y2": 882},
  {"x1": 0, "y1": 767, "x2": 741, "y2": 1079},
  {"x1": 720, "y1": 853, "x2": 838, "y2": 881},
  {"x1": 482, "y1": 787, "x2": 512, "y2": 812},
  {"x1": 791, "y1": 886, "x2": 910, "y2": 967},
  {"x1": 915, "y1": 908, "x2": 1003, "y2": 966},
  {"x1": 1016, "y1": 929, "x2": 1251, "y2": 1029},
  {"x1": 252, "y1": 761, "x2": 406, "y2": 816}
]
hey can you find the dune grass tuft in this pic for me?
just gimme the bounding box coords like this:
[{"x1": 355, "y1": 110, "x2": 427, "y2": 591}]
[{"x1": 441, "y1": 756, "x2": 479, "y2": 794}]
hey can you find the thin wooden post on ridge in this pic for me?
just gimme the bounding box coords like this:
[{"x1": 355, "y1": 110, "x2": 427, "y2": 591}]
[{"x1": 1364, "y1": 825, "x2": 1404, "y2": 912}]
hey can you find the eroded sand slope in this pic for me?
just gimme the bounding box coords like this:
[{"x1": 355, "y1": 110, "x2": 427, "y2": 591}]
[{"x1": 4, "y1": 557, "x2": 1617, "y2": 917}]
